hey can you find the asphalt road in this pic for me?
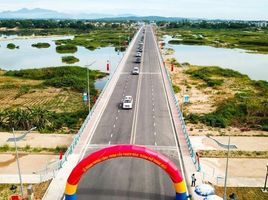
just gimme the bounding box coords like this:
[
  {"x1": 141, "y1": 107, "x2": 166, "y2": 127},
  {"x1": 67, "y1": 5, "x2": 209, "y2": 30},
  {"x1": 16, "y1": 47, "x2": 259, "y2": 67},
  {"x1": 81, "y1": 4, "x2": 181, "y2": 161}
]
[{"x1": 77, "y1": 25, "x2": 182, "y2": 200}]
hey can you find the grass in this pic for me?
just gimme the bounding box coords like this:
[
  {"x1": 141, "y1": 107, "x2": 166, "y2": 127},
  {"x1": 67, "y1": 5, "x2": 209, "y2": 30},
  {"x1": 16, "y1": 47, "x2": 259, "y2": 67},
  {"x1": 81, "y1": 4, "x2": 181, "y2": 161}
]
[
  {"x1": 215, "y1": 186, "x2": 268, "y2": 200},
  {"x1": 56, "y1": 44, "x2": 78, "y2": 54},
  {"x1": 183, "y1": 65, "x2": 268, "y2": 130},
  {"x1": 199, "y1": 150, "x2": 268, "y2": 158},
  {"x1": 0, "y1": 66, "x2": 108, "y2": 133},
  {"x1": 62, "y1": 56, "x2": 79, "y2": 64},
  {"x1": 31, "y1": 42, "x2": 51, "y2": 48},
  {"x1": 0, "y1": 144, "x2": 68, "y2": 153},
  {"x1": 159, "y1": 27, "x2": 268, "y2": 54}
]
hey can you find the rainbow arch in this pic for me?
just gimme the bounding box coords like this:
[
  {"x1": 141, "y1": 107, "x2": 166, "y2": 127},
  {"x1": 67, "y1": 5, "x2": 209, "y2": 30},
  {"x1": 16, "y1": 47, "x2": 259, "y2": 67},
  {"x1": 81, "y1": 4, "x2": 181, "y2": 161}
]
[{"x1": 65, "y1": 145, "x2": 188, "y2": 200}]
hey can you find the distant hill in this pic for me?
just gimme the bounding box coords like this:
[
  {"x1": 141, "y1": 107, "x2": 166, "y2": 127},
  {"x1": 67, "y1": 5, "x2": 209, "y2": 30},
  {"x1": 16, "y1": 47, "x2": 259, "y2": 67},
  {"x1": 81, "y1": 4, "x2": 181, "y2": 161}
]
[{"x1": 0, "y1": 8, "x2": 186, "y2": 21}]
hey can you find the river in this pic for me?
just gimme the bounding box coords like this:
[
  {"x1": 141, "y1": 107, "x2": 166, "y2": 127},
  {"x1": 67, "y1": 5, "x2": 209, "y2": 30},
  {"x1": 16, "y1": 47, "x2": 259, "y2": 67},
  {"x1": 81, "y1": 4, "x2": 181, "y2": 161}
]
[{"x1": 163, "y1": 35, "x2": 268, "y2": 81}]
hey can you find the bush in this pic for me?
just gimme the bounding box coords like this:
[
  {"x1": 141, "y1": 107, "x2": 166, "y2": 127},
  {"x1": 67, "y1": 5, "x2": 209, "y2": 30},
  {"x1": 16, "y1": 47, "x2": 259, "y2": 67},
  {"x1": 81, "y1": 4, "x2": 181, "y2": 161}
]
[
  {"x1": 62, "y1": 56, "x2": 79, "y2": 64},
  {"x1": 56, "y1": 45, "x2": 77, "y2": 54},
  {"x1": 172, "y1": 84, "x2": 181, "y2": 93},
  {"x1": 32, "y1": 43, "x2": 51, "y2": 48},
  {"x1": 7, "y1": 43, "x2": 16, "y2": 49}
]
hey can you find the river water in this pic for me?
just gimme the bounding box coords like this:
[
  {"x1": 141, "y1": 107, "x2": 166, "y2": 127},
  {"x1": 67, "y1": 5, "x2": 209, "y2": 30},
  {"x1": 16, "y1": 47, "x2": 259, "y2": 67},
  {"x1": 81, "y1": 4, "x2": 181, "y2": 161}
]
[
  {"x1": 0, "y1": 35, "x2": 123, "y2": 89},
  {"x1": 164, "y1": 35, "x2": 268, "y2": 81}
]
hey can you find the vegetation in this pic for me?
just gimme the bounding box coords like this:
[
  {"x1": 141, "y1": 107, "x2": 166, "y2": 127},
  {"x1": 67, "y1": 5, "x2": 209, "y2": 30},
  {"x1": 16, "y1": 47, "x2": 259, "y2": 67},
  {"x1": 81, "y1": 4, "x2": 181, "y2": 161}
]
[
  {"x1": 56, "y1": 44, "x2": 78, "y2": 54},
  {"x1": 55, "y1": 29, "x2": 133, "y2": 51},
  {"x1": 182, "y1": 66, "x2": 268, "y2": 130},
  {"x1": 5, "y1": 66, "x2": 106, "y2": 92},
  {"x1": 0, "y1": 19, "x2": 136, "y2": 35},
  {"x1": 6, "y1": 43, "x2": 16, "y2": 49},
  {"x1": 62, "y1": 56, "x2": 79, "y2": 64},
  {"x1": 0, "y1": 66, "x2": 107, "y2": 133},
  {"x1": 0, "y1": 107, "x2": 88, "y2": 133},
  {"x1": 0, "y1": 180, "x2": 51, "y2": 200},
  {"x1": 31, "y1": 42, "x2": 51, "y2": 48},
  {"x1": 172, "y1": 84, "x2": 181, "y2": 93},
  {"x1": 158, "y1": 25, "x2": 268, "y2": 54},
  {"x1": 0, "y1": 144, "x2": 67, "y2": 153},
  {"x1": 215, "y1": 186, "x2": 268, "y2": 200},
  {"x1": 0, "y1": 20, "x2": 136, "y2": 51},
  {"x1": 199, "y1": 150, "x2": 268, "y2": 158}
]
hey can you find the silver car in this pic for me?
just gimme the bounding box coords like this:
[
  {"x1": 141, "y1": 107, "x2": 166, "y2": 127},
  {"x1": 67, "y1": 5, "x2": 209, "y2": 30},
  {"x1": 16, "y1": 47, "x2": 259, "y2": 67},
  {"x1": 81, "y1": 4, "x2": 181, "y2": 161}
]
[{"x1": 132, "y1": 67, "x2": 139, "y2": 75}]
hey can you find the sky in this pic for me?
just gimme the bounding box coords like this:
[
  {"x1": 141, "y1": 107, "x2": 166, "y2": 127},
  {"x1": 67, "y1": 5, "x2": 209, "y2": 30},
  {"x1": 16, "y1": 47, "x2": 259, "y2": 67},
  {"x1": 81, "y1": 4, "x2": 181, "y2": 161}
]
[{"x1": 0, "y1": 0, "x2": 267, "y2": 20}]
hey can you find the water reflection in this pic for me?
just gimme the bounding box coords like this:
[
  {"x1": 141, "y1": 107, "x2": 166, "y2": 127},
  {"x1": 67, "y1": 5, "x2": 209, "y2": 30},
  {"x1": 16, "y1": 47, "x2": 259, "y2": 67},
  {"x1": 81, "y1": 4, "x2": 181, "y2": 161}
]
[{"x1": 163, "y1": 35, "x2": 268, "y2": 81}]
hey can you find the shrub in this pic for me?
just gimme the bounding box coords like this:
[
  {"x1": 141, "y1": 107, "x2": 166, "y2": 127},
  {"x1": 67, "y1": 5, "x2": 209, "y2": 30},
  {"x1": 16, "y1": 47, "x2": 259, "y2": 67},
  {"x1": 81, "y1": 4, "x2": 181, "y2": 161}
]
[
  {"x1": 7, "y1": 43, "x2": 16, "y2": 49},
  {"x1": 56, "y1": 45, "x2": 78, "y2": 54},
  {"x1": 62, "y1": 56, "x2": 79, "y2": 64},
  {"x1": 31, "y1": 43, "x2": 51, "y2": 48}
]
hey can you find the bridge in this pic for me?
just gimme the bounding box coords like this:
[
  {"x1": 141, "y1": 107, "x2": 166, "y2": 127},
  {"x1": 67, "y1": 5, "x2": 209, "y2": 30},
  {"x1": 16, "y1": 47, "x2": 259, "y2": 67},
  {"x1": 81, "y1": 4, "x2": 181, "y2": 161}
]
[{"x1": 43, "y1": 25, "x2": 200, "y2": 200}]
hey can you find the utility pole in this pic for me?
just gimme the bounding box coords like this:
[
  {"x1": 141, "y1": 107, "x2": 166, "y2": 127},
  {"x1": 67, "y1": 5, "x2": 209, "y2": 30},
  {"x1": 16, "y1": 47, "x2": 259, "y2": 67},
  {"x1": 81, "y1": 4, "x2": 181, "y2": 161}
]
[
  {"x1": 12, "y1": 128, "x2": 24, "y2": 199},
  {"x1": 85, "y1": 61, "x2": 96, "y2": 114},
  {"x1": 262, "y1": 162, "x2": 268, "y2": 192},
  {"x1": 223, "y1": 136, "x2": 231, "y2": 200}
]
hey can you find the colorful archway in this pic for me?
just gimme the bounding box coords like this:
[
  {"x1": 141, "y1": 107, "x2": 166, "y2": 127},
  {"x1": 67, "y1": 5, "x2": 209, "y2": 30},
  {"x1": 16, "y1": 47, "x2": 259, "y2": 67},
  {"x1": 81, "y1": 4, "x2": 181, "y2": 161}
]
[{"x1": 65, "y1": 145, "x2": 188, "y2": 200}]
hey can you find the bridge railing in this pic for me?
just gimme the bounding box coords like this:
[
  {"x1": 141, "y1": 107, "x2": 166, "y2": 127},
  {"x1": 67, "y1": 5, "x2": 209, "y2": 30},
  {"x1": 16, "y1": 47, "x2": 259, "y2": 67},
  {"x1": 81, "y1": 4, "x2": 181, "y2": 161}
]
[{"x1": 155, "y1": 38, "x2": 201, "y2": 171}]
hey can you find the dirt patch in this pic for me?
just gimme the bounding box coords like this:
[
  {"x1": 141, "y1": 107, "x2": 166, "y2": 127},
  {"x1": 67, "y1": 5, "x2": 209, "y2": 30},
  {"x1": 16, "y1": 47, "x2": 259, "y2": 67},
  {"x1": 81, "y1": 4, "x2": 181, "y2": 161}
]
[
  {"x1": 0, "y1": 154, "x2": 59, "y2": 174},
  {"x1": 33, "y1": 180, "x2": 51, "y2": 200},
  {"x1": 0, "y1": 132, "x2": 74, "y2": 148}
]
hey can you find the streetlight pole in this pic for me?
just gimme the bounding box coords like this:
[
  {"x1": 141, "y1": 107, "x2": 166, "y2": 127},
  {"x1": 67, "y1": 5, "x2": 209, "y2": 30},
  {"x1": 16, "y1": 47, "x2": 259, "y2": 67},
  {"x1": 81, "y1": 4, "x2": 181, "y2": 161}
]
[
  {"x1": 85, "y1": 61, "x2": 96, "y2": 114},
  {"x1": 262, "y1": 162, "x2": 268, "y2": 192},
  {"x1": 223, "y1": 136, "x2": 231, "y2": 200},
  {"x1": 12, "y1": 128, "x2": 24, "y2": 199}
]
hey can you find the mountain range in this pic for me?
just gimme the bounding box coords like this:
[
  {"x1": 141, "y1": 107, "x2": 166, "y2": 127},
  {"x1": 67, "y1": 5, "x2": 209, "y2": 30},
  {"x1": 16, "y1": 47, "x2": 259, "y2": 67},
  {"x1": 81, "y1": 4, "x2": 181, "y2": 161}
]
[{"x1": 0, "y1": 8, "x2": 185, "y2": 21}]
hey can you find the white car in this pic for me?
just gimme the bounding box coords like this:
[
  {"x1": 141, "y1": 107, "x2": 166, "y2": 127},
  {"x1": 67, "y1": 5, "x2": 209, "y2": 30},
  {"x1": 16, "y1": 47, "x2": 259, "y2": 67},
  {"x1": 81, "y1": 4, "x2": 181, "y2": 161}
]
[
  {"x1": 122, "y1": 96, "x2": 133, "y2": 109},
  {"x1": 136, "y1": 52, "x2": 142, "y2": 57},
  {"x1": 132, "y1": 67, "x2": 139, "y2": 75}
]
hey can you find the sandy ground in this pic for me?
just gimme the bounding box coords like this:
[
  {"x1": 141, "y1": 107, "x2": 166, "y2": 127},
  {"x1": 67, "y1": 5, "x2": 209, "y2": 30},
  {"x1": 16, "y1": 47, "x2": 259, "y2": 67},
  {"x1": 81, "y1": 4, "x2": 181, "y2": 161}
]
[
  {"x1": 0, "y1": 132, "x2": 74, "y2": 175},
  {"x1": 191, "y1": 136, "x2": 268, "y2": 151},
  {"x1": 0, "y1": 154, "x2": 59, "y2": 174},
  {"x1": 0, "y1": 132, "x2": 74, "y2": 148},
  {"x1": 192, "y1": 135, "x2": 268, "y2": 186},
  {"x1": 201, "y1": 158, "x2": 267, "y2": 187}
]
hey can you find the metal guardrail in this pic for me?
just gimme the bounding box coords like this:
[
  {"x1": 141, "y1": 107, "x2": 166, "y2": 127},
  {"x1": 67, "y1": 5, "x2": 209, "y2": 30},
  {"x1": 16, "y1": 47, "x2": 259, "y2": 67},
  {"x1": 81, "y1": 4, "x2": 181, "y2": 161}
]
[
  {"x1": 157, "y1": 46, "x2": 201, "y2": 172},
  {"x1": 37, "y1": 27, "x2": 142, "y2": 182}
]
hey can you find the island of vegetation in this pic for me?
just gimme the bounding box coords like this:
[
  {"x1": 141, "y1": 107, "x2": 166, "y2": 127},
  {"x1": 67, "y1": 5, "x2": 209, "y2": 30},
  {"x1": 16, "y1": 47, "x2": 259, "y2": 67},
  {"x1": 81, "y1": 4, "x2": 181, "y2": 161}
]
[
  {"x1": 62, "y1": 56, "x2": 80, "y2": 64},
  {"x1": 0, "y1": 66, "x2": 107, "y2": 134},
  {"x1": 157, "y1": 21, "x2": 268, "y2": 54},
  {"x1": 6, "y1": 43, "x2": 18, "y2": 49},
  {"x1": 31, "y1": 42, "x2": 51, "y2": 48},
  {"x1": 56, "y1": 44, "x2": 78, "y2": 53}
]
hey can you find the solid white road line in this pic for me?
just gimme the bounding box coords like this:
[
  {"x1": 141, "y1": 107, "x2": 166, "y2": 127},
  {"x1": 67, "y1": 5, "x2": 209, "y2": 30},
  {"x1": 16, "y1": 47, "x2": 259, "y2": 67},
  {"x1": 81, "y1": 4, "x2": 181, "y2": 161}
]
[{"x1": 130, "y1": 26, "x2": 147, "y2": 144}]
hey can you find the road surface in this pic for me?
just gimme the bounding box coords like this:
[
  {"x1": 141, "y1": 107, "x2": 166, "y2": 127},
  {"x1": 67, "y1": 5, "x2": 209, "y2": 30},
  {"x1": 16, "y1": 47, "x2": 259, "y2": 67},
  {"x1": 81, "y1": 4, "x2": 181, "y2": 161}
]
[{"x1": 77, "y1": 25, "x2": 182, "y2": 200}]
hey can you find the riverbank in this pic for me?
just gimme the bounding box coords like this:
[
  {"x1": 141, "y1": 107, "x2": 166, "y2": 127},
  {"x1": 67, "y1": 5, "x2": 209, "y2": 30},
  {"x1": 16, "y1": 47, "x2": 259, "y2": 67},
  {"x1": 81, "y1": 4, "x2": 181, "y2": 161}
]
[{"x1": 158, "y1": 27, "x2": 268, "y2": 54}]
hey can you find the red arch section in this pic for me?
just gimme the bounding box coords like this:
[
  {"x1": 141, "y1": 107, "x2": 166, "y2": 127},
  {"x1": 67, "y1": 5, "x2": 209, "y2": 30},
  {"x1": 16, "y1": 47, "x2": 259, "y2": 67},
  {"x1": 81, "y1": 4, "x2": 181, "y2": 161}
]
[{"x1": 65, "y1": 145, "x2": 187, "y2": 200}]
